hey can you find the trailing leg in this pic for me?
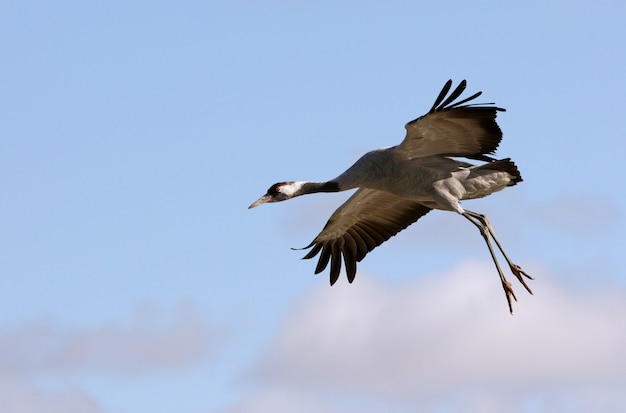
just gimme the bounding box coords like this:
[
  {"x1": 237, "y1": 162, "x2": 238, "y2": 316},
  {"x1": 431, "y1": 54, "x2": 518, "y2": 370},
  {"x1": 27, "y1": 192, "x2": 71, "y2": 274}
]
[
  {"x1": 462, "y1": 210, "x2": 532, "y2": 313},
  {"x1": 465, "y1": 211, "x2": 534, "y2": 294}
]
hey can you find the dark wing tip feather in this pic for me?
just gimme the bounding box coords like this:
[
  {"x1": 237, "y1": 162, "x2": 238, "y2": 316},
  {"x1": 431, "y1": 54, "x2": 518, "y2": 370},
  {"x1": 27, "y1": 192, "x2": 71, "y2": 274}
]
[
  {"x1": 342, "y1": 235, "x2": 358, "y2": 283},
  {"x1": 428, "y1": 79, "x2": 506, "y2": 114},
  {"x1": 446, "y1": 91, "x2": 482, "y2": 109},
  {"x1": 429, "y1": 79, "x2": 453, "y2": 113},
  {"x1": 298, "y1": 202, "x2": 431, "y2": 286},
  {"x1": 405, "y1": 80, "x2": 503, "y2": 129},
  {"x1": 343, "y1": 251, "x2": 357, "y2": 283},
  {"x1": 435, "y1": 79, "x2": 467, "y2": 111},
  {"x1": 329, "y1": 242, "x2": 343, "y2": 285},
  {"x1": 301, "y1": 243, "x2": 322, "y2": 259},
  {"x1": 314, "y1": 247, "x2": 331, "y2": 274}
]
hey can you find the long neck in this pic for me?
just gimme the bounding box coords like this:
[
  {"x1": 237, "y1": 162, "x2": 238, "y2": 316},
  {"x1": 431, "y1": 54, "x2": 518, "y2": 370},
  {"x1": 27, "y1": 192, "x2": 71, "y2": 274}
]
[{"x1": 299, "y1": 181, "x2": 341, "y2": 195}]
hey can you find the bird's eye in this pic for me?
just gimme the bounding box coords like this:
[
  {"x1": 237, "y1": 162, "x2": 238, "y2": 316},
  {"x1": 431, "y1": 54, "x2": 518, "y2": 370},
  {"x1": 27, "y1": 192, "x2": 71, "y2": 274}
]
[
  {"x1": 269, "y1": 184, "x2": 282, "y2": 195},
  {"x1": 275, "y1": 183, "x2": 286, "y2": 193}
]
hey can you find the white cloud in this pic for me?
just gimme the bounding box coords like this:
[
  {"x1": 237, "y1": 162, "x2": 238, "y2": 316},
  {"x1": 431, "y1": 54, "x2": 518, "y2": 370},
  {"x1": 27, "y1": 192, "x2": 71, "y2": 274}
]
[
  {"x1": 0, "y1": 300, "x2": 221, "y2": 375},
  {"x1": 0, "y1": 376, "x2": 101, "y2": 413},
  {"x1": 219, "y1": 387, "x2": 370, "y2": 413},
  {"x1": 228, "y1": 260, "x2": 626, "y2": 412},
  {"x1": 0, "y1": 300, "x2": 224, "y2": 413}
]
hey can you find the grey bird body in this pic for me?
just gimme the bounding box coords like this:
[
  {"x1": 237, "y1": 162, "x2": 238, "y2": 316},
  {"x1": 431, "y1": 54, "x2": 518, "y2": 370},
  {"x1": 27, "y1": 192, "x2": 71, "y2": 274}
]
[
  {"x1": 332, "y1": 149, "x2": 517, "y2": 211},
  {"x1": 249, "y1": 80, "x2": 532, "y2": 313}
]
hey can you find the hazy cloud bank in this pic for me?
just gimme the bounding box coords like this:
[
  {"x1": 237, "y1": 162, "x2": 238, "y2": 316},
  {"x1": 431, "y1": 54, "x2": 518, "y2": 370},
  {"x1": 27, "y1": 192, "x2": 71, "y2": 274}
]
[
  {"x1": 0, "y1": 300, "x2": 220, "y2": 375},
  {"x1": 228, "y1": 261, "x2": 626, "y2": 412},
  {"x1": 0, "y1": 300, "x2": 222, "y2": 413}
]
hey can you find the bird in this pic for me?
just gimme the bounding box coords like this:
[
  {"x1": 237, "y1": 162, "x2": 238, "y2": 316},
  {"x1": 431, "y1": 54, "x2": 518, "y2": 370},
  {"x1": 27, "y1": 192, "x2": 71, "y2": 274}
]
[{"x1": 249, "y1": 80, "x2": 533, "y2": 313}]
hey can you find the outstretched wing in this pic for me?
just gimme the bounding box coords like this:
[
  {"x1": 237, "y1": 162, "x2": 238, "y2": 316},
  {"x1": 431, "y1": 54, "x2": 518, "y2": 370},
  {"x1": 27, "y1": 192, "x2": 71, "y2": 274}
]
[
  {"x1": 396, "y1": 79, "x2": 506, "y2": 161},
  {"x1": 298, "y1": 188, "x2": 432, "y2": 285}
]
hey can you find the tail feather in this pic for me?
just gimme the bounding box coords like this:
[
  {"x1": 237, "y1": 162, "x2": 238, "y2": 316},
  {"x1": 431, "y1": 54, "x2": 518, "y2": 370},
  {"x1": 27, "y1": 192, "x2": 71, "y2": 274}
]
[{"x1": 475, "y1": 158, "x2": 523, "y2": 186}]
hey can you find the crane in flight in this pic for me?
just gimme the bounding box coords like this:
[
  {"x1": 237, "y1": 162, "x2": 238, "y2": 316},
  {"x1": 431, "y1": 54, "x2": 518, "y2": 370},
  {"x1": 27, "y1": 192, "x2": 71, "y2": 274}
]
[{"x1": 249, "y1": 80, "x2": 532, "y2": 313}]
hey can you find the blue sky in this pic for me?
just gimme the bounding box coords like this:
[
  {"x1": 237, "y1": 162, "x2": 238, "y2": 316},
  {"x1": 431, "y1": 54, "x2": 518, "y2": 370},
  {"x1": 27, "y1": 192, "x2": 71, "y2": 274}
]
[{"x1": 1, "y1": 1, "x2": 625, "y2": 412}]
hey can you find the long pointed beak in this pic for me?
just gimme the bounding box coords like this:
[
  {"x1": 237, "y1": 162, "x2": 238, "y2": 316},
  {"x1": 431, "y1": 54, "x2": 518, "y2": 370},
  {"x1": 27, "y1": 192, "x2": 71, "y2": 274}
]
[{"x1": 248, "y1": 194, "x2": 271, "y2": 209}]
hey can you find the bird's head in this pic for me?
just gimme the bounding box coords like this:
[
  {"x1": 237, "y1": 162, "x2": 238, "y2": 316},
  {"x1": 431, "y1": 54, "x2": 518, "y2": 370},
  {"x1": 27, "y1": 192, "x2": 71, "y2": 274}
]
[{"x1": 248, "y1": 181, "x2": 304, "y2": 209}]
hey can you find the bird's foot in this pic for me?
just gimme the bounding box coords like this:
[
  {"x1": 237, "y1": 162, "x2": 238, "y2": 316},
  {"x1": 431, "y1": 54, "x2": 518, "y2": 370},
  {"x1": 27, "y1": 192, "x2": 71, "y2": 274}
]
[
  {"x1": 510, "y1": 264, "x2": 534, "y2": 295},
  {"x1": 501, "y1": 278, "x2": 518, "y2": 315}
]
